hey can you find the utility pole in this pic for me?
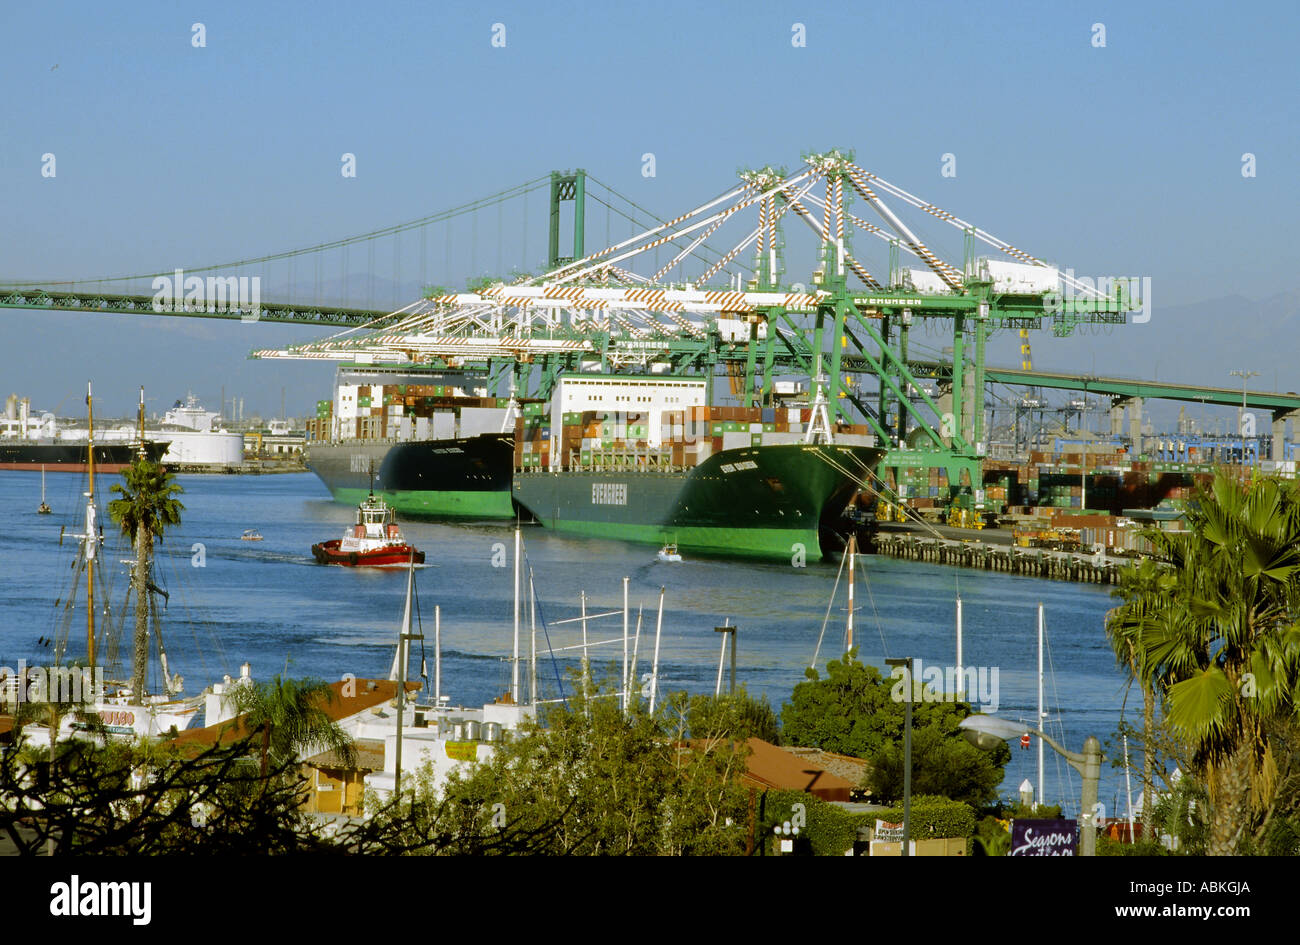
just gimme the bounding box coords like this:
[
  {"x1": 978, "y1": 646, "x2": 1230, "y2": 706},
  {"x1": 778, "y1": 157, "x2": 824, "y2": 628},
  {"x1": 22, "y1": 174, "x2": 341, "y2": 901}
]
[
  {"x1": 1229, "y1": 369, "x2": 1260, "y2": 448},
  {"x1": 885, "y1": 657, "x2": 913, "y2": 857}
]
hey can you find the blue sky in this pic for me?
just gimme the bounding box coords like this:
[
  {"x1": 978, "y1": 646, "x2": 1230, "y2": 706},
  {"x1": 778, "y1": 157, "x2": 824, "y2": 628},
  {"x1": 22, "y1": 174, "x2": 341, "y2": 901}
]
[{"x1": 1, "y1": 0, "x2": 1296, "y2": 417}]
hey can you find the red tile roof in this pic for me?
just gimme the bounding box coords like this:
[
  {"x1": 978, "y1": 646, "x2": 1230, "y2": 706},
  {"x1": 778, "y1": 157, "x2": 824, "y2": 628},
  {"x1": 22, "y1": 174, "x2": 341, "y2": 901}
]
[{"x1": 738, "y1": 738, "x2": 857, "y2": 802}]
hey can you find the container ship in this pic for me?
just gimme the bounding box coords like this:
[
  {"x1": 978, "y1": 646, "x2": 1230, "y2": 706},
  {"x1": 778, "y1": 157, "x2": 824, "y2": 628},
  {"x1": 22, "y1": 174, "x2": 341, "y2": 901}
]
[
  {"x1": 304, "y1": 365, "x2": 518, "y2": 517},
  {"x1": 0, "y1": 439, "x2": 169, "y2": 472},
  {"x1": 509, "y1": 374, "x2": 882, "y2": 561}
]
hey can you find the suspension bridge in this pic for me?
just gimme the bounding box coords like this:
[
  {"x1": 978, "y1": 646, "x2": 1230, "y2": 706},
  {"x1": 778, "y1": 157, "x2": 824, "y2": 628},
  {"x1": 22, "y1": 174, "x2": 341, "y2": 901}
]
[{"x1": 5, "y1": 150, "x2": 1297, "y2": 487}]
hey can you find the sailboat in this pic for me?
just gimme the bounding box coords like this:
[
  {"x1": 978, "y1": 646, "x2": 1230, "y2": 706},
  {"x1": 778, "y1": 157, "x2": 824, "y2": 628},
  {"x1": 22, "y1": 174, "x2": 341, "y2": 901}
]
[
  {"x1": 37, "y1": 465, "x2": 52, "y2": 514},
  {"x1": 50, "y1": 384, "x2": 201, "y2": 741}
]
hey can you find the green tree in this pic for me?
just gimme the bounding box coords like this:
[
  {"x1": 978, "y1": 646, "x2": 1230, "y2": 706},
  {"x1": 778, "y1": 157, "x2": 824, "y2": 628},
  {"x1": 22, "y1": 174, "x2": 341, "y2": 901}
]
[
  {"x1": 432, "y1": 680, "x2": 750, "y2": 855},
  {"x1": 108, "y1": 457, "x2": 184, "y2": 704},
  {"x1": 1106, "y1": 556, "x2": 1176, "y2": 839},
  {"x1": 679, "y1": 687, "x2": 780, "y2": 743},
  {"x1": 780, "y1": 651, "x2": 1010, "y2": 804},
  {"x1": 227, "y1": 674, "x2": 356, "y2": 777},
  {"x1": 865, "y1": 724, "x2": 1007, "y2": 807},
  {"x1": 1106, "y1": 474, "x2": 1300, "y2": 855}
]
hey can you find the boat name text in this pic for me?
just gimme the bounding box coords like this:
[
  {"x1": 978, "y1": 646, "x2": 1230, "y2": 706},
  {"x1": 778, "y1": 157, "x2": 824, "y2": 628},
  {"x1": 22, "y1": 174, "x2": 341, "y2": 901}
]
[
  {"x1": 591, "y1": 483, "x2": 627, "y2": 506},
  {"x1": 720, "y1": 460, "x2": 758, "y2": 474}
]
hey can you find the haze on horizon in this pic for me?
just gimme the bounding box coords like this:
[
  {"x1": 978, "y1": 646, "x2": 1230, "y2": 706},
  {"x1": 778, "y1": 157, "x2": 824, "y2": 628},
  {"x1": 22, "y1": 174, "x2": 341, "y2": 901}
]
[{"x1": 1, "y1": 1, "x2": 1295, "y2": 421}]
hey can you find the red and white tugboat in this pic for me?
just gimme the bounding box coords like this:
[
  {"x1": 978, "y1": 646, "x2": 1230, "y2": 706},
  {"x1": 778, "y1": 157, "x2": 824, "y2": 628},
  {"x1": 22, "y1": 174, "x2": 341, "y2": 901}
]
[{"x1": 311, "y1": 491, "x2": 425, "y2": 568}]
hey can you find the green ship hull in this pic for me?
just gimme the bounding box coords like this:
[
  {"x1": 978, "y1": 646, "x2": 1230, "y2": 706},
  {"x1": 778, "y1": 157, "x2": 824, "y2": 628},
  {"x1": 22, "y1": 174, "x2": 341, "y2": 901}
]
[{"x1": 513, "y1": 442, "x2": 882, "y2": 561}]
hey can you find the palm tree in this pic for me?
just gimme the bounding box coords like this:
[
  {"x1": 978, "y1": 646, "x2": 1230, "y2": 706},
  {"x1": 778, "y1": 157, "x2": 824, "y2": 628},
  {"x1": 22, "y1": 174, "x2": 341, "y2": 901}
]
[
  {"x1": 1108, "y1": 473, "x2": 1300, "y2": 855},
  {"x1": 1106, "y1": 557, "x2": 1175, "y2": 837},
  {"x1": 228, "y1": 675, "x2": 357, "y2": 778},
  {"x1": 108, "y1": 458, "x2": 184, "y2": 705}
]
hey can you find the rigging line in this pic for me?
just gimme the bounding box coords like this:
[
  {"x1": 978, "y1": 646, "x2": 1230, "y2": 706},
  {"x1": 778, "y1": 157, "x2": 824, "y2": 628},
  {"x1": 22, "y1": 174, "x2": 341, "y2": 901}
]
[
  {"x1": 810, "y1": 544, "x2": 847, "y2": 670},
  {"x1": 581, "y1": 192, "x2": 754, "y2": 275},
  {"x1": 810, "y1": 450, "x2": 961, "y2": 598},
  {"x1": 412, "y1": 563, "x2": 428, "y2": 688},
  {"x1": 1041, "y1": 610, "x2": 1076, "y2": 811},
  {"x1": 164, "y1": 537, "x2": 229, "y2": 688},
  {"x1": 858, "y1": 549, "x2": 889, "y2": 661},
  {"x1": 521, "y1": 548, "x2": 567, "y2": 707},
  {"x1": 584, "y1": 182, "x2": 758, "y2": 273},
  {"x1": 3, "y1": 176, "x2": 553, "y2": 288}
]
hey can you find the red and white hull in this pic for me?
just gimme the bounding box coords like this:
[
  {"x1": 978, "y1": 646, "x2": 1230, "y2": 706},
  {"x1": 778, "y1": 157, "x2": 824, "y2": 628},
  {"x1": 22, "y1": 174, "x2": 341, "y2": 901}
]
[{"x1": 311, "y1": 539, "x2": 425, "y2": 568}]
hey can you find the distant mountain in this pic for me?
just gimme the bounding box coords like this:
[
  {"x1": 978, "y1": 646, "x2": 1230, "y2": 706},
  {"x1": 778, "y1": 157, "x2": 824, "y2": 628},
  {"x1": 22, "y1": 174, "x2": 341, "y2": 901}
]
[{"x1": 983, "y1": 290, "x2": 1300, "y2": 428}]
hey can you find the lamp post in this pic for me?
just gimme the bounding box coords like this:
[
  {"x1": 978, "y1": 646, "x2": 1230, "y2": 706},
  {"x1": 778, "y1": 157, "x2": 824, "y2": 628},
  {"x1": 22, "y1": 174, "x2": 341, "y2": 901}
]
[
  {"x1": 960, "y1": 715, "x2": 1103, "y2": 856},
  {"x1": 885, "y1": 657, "x2": 913, "y2": 857},
  {"x1": 773, "y1": 819, "x2": 800, "y2": 855},
  {"x1": 1229, "y1": 369, "x2": 1260, "y2": 457}
]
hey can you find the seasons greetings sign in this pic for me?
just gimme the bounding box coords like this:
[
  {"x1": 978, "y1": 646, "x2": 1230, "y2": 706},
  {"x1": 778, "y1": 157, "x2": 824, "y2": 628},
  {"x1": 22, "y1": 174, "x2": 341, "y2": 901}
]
[{"x1": 1010, "y1": 819, "x2": 1078, "y2": 856}]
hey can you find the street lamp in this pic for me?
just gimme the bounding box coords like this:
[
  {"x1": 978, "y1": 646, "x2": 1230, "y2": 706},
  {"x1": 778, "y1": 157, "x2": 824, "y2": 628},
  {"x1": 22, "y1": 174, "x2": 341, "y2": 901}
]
[
  {"x1": 773, "y1": 819, "x2": 800, "y2": 855},
  {"x1": 1229, "y1": 369, "x2": 1260, "y2": 454},
  {"x1": 885, "y1": 657, "x2": 913, "y2": 857},
  {"x1": 959, "y1": 715, "x2": 1104, "y2": 856}
]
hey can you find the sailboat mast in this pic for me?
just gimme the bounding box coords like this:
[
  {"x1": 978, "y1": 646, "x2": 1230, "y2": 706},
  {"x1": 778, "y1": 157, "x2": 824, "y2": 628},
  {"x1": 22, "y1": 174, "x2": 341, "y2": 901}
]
[
  {"x1": 434, "y1": 604, "x2": 442, "y2": 704},
  {"x1": 845, "y1": 534, "x2": 855, "y2": 656},
  {"x1": 136, "y1": 386, "x2": 146, "y2": 457},
  {"x1": 648, "y1": 586, "x2": 664, "y2": 713},
  {"x1": 955, "y1": 596, "x2": 964, "y2": 701},
  {"x1": 528, "y1": 568, "x2": 538, "y2": 706},
  {"x1": 86, "y1": 381, "x2": 96, "y2": 668},
  {"x1": 1037, "y1": 601, "x2": 1045, "y2": 806},
  {"x1": 394, "y1": 552, "x2": 416, "y2": 798},
  {"x1": 647, "y1": 587, "x2": 660, "y2": 712},
  {"x1": 511, "y1": 525, "x2": 521, "y2": 703}
]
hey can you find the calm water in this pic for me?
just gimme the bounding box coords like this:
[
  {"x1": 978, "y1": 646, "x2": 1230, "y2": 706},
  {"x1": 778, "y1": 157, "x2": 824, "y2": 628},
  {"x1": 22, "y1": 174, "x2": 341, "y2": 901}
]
[{"x1": 0, "y1": 469, "x2": 1138, "y2": 818}]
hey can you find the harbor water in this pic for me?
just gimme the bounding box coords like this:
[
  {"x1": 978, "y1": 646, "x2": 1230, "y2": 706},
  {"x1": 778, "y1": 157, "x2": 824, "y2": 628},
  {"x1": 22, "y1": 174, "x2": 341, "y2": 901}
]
[{"x1": 1, "y1": 470, "x2": 1138, "y2": 820}]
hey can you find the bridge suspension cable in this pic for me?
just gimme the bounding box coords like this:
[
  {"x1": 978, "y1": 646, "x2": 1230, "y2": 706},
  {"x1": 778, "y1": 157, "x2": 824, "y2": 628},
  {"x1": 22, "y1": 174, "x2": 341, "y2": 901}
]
[{"x1": 0, "y1": 175, "x2": 553, "y2": 289}]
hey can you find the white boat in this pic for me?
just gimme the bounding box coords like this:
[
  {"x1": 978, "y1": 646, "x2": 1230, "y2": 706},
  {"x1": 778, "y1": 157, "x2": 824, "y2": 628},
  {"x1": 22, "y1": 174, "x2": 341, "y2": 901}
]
[
  {"x1": 241, "y1": 528, "x2": 263, "y2": 541},
  {"x1": 657, "y1": 543, "x2": 682, "y2": 563}
]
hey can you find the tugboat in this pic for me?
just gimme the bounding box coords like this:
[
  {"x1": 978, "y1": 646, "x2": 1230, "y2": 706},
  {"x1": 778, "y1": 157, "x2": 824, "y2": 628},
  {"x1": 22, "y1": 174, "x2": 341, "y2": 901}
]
[
  {"x1": 657, "y1": 542, "x2": 682, "y2": 563},
  {"x1": 312, "y1": 490, "x2": 425, "y2": 568}
]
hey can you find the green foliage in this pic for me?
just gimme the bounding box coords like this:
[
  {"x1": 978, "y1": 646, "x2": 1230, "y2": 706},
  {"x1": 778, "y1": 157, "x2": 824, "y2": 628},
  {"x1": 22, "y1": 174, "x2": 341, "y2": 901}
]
[
  {"x1": 874, "y1": 794, "x2": 976, "y2": 841},
  {"x1": 429, "y1": 683, "x2": 751, "y2": 855},
  {"x1": 781, "y1": 651, "x2": 1009, "y2": 805},
  {"x1": 1148, "y1": 774, "x2": 1209, "y2": 855},
  {"x1": 465, "y1": 274, "x2": 501, "y2": 293},
  {"x1": 227, "y1": 674, "x2": 356, "y2": 772},
  {"x1": 108, "y1": 458, "x2": 184, "y2": 542},
  {"x1": 677, "y1": 686, "x2": 780, "y2": 743},
  {"x1": 971, "y1": 816, "x2": 1011, "y2": 856},
  {"x1": 1097, "y1": 835, "x2": 1170, "y2": 856},
  {"x1": 1106, "y1": 473, "x2": 1300, "y2": 854},
  {"x1": 758, "y1": 789, "x2": 873, "y2": 856},
  {"x1": 0, "y1": 735, "x2": 566, "y2": 855},
  {"x1": 865, "y1": 725, "x2": 1007, "y2": 807}
]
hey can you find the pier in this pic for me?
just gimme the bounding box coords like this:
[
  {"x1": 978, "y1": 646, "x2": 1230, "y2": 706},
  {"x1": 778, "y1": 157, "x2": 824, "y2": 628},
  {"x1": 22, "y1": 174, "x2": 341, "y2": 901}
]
[{"x1": 871, "y1": 531, "x2": 1129, "y2": 584}]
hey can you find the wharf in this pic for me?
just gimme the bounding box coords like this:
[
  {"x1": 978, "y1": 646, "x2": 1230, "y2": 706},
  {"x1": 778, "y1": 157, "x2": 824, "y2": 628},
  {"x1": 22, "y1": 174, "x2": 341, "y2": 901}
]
[
  {"x1": 168, "y1": 460, "x2": 307, "y2": 475},
  {"x1": 871, "y1": 525, "x2": 1133, "y2": 585}
]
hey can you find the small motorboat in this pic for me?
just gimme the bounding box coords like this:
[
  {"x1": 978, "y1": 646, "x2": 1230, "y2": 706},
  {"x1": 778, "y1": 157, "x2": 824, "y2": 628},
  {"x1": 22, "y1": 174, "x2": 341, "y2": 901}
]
[
  {"x1": 657, "y1": 543, "x2": 682, "y2": 563},
  {"x1": 240, "y1": 529, "x2": 264, "y2": 541},
  {"x1": 312, "y1": 492, "x2": 424, "y2": 568}
]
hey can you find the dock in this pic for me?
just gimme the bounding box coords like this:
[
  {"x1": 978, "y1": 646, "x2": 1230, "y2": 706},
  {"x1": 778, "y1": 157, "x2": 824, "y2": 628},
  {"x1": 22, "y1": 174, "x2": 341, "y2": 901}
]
[{"x1": 871, "y1": 530, "x2": 1132, "y2": 584}]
